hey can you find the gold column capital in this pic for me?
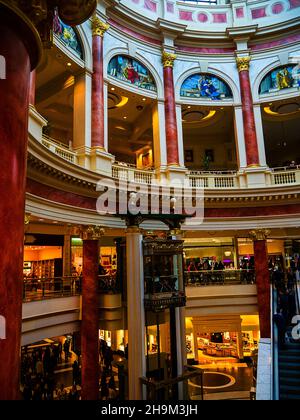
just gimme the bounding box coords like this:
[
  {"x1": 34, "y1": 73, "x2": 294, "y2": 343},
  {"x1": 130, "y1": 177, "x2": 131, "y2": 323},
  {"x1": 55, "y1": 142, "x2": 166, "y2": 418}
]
[
  {"x1": 92, "y1": 15, "x2": 110, "y2": 37},
  {"x1": 162, "y1": 51, "x2": 177, "y2": 68},
  {"x1": 77, "y1": 225, "x2": 106, "y2": 240},
  {"x1": 249, "y1": 229, "x2": 271, "y2": 241},
  {"x1": 24, "y1": 213, "x2": 31, "y2": 226},
  {"x1": 236, "y1": 56, "x2": 251, "y2": 72}
]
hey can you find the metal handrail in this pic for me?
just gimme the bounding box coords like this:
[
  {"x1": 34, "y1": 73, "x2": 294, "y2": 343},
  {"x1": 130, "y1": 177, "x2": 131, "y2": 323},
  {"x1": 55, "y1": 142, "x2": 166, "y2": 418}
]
[
  {"x1": 185, "y1": 269, "x2": 256, "y2": 286},
  {"x1": 23, "y1": 274, "x2": 119, "y2": 302},
  {"x1": 272, "y1": 285, "x2": 280, "y2": 401}
]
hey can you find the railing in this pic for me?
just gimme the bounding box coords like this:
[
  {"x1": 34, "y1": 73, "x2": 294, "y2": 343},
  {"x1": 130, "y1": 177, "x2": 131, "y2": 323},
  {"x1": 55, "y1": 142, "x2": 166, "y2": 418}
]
[
  {"x1": 272, "y1": 285, "x2": 280, "y2": 401},
  {"x1": 23, "y1": 277, "x2": 81, "y2": 302},
  {"x1": 188, "y1": 170, "x2": 238, "y2": 189},
  {"x1": 185, "y1": 269, "x2": 256, "y2": 286},
  {"x1": 42, "y1": 135, "x2": 78, "y2": 164},
  {"x1": 141, "y1": 366, "x2": 204, "y2": 401},
  {"x1": 37, "y1": 133, "x2": 300, "y2": 189},
  {"x1": 112, "y1": 162, "x2": 155, "y2": 185},
  {"x1": 23, "y1": 274, "x2": 119, "y2": 302},
  {"x1": 271, "y1": 165, "x2": 300, "y2": 186}
]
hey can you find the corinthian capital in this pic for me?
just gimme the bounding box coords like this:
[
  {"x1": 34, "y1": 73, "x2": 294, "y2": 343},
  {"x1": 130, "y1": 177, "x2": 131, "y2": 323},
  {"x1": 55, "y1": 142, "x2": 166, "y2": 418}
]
[
  {"x1": 162, "y1": 51, "x2": 177, "y2": 68},
  {"x1": 236, "y1": 56, "x2": 251, "y2": 72},
  {"x1": 92, "y1": 15, "x2": 110, "y2": 37},
  {"x1": 249, "y1": 229, "x2": 271, "y2": 241},
  {"x1": 77, "y1": 225, "x2": 105, "y2": 240}
]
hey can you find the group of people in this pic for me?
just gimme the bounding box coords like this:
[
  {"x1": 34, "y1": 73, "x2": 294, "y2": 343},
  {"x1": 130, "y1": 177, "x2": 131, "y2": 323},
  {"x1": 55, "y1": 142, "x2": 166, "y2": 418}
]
[
  {"x1": 273, "y1": 268, "x2": 298, "y2": 349},
  {"x1": 21, "y1": 338, "x2": 121, "y2": 400},
  {"x1": 186, "y1": 259, "x2": 226, "y2": 272}
]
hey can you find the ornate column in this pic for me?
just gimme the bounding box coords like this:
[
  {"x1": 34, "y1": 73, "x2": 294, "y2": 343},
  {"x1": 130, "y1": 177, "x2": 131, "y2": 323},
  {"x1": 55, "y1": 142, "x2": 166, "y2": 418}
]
[
  {"x1": 126, "y1": 223, "x2": 146, "y2": 400},
  {"x1": 0, "y1": 0, "x2": 97, "y2": 401},
  {"x1": 162, "y1": 51, "x2": 179, "y2": 167},
  {"x1": 91, "y1": 16, "x2": 109, "y2": 149},
  {"x1": 236, "y1": 56, "x2": 260, "y2": 167},
  {"x1": 249, "y1": 229, "x2": 271, "y2": 339},
  {"x1": 80, "y1": 226, "x2": 105, "y2": 400},
  {"x1": 0, "y1": 2, "x2": 40, "y2": 401},
  {"x1": 90, "y1": 15, "x2": 114, "y2": 175}
]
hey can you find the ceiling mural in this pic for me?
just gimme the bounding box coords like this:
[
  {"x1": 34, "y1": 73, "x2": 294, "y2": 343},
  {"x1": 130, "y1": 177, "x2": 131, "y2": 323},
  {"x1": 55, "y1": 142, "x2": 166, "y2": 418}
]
[
  {"x1": 260, "y1": 65, "x2": 300, "y2": 95},
  {"x1": 180, "y1": 73, "x2": 233, "y2": 100},
  {"x1": 53, "y1": 10, "x2": 83, "y2": 59},
  {"x1": 108, "y1": 55, "x2": 157, "y2": 92}
]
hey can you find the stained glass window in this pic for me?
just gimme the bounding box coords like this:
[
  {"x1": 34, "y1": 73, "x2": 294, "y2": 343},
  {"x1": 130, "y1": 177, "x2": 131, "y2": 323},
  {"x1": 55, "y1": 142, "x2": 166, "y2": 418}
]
[
  {"x1": 108, "y1": 55, "x2": 157, "y2": 92},
  {"x1": 260, "y1": 65, "x2": 300, "y2": 95},
  {"x1": 180, "y1": 73, "x2": 233, "y2": 100},
  {"x1": 53, "y1": 12, "x2": 83, "y2": 59}
]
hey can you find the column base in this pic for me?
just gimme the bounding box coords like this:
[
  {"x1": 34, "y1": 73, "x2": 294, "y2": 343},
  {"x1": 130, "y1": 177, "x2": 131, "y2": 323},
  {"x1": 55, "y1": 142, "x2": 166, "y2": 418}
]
[
  {"x1": 74, "y1": 146, "x2": 92, "y2": 170},
  {"x1": 165, "y1": 165, "x2": 188, "y2": 187},
  {"x1": 90, "y1": 147, "x2": 114, "y2": 176},
  {"x1": 238, "y1": 166, "x2": 272, "y2": 188}
]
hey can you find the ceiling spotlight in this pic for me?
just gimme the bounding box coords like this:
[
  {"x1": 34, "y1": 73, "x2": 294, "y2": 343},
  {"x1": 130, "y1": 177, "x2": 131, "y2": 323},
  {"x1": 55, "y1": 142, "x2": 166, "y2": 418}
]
[
  {"x1": 142, "y1": 98, "x2": 146, "y2": 102},
  {"x1": 67, "y1": 62, "x2": 72, "y2": 67},
  {"x1": 123, "y1": 116, "x2": 127, "y2": 119},
  {"x1": 111, "y1": 87, "x2": 115, "y2": 91}
]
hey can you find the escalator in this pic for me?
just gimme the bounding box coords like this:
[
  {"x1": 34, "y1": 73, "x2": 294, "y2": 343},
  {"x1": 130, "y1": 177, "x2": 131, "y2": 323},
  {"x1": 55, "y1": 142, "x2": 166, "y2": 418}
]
[{"x1": 274, "y1": 276, "x2": 300, "y2": 400}]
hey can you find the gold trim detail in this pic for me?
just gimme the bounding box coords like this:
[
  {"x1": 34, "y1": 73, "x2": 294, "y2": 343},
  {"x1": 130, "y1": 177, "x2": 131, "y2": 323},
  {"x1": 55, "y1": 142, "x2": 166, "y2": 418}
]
[
  {"x1": 92, "y1": 15, "x2": 110, "y2": 37},
  {"x1": 249, "y1": 229, "x2": 271, "y2": 241},
  {"x1": 162, "y1": 51, "x2": 177, "y2": 68},
  {"x1": 78, "y1": 225, "x2": 105, "y2": 240},
  {"x1": 236, "y1": 56, "x2": 251, "y2": 72}
]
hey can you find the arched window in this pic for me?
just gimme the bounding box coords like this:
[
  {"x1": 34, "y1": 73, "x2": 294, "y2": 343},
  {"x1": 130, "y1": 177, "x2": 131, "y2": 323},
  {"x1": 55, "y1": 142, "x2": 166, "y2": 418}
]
[
  {"x1": 53, "y1": 12, "x2": 83, "y2": 59},
  {"x1": 180, "y1": 73, "x2": 233, "y2": 100},
  {"x1": 260, "y1": 65, "x2": 300, "y2": 95},
  {"x1": 108, "y1": 55, "x2": 157, "y2": 92}
]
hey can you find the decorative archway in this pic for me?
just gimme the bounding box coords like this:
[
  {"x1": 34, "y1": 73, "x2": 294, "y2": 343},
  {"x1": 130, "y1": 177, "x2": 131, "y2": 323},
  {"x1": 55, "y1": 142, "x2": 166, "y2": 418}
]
[
  {"x1": 180, "y1": 73, "x2": 233, "y2": 101},
  {"x1": 53, "y1": 11, "x2": 83, "y2": 59},
  {"x1": 108, "y1": 54, "x2": 157, "y2": 93},
  {"x1": 259, "y1": 64, "x2": 300, "y2": 95}
]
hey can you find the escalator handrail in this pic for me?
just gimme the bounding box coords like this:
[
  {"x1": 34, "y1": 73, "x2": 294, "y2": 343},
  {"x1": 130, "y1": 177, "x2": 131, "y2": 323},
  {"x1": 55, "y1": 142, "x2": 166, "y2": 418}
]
[{"x1": 272, "y1": 285, "x2": 280, "y2": 401}]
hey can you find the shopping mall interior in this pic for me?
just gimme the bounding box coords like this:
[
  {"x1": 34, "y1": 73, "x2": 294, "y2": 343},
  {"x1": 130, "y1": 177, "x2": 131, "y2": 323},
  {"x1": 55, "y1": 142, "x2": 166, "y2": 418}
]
[{"x1": 0, "y1": 0, "x2": 300, "y2": 402}]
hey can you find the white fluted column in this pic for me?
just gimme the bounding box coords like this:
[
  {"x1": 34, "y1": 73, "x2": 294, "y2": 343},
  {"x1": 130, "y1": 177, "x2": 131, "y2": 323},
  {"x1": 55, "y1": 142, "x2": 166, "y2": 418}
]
[
  {"x1": 126, "y1": 226, "x2": 146, "y2": 400},
  {"x1": 234, "y1": 105, "x2": 247, "y2": 170},
  {"x1": 73, "y1": 70, "x2": 92, "y2": 168},
  {"x1": 253, "y1": 104, "x2": 267, "y2": 168}
]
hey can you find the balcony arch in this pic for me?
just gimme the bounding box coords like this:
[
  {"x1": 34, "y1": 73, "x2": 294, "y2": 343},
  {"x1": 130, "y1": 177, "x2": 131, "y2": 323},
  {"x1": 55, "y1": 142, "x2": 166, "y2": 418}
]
[
  {"x1": 53, "y1": 12, "x2": 84, "y2": 61},
  {"x1": 105, "y1": 50, "x2": 163, "y2": 99},
  {"x1": 175, "y1": 67, "x2": 239, "y2": 104}
]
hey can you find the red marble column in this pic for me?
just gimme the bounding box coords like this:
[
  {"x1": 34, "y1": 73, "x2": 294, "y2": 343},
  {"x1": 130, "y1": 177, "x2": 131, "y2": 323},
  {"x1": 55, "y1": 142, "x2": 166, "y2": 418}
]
[
  {"x1": 237, "y1": 57, "x2": 260, "y2": 167},
  {"x1": 163, "y1": 53, "x2": 179, "y2": 166},
  {"x1": 91, "y1": 18, "x2": 109, "y2": 149},
  {"x1": 81, "y1": 239, "x2": 100, "y2": 400},
  {"x1": 0, "y1": 5, "x2": 39, "y2": 400},
  {"x1": 253, "y1": 239, "x2": 271, "y2": 339},
  {"x1": 29, "y1": 70, "x2": 36, "y2": 106}
]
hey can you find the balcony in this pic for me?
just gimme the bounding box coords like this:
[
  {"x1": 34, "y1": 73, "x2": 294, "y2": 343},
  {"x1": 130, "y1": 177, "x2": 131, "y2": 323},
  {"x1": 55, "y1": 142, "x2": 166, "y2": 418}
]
[
  {"x1": 29, "y1": 126, "x2": 300, "y2": 190},
  {"x1": 185, "y1": 269, "x2": 256, "y2": 287},
  {"x1": 23, "y1": 274, "x2": 119, "y2": 303}
]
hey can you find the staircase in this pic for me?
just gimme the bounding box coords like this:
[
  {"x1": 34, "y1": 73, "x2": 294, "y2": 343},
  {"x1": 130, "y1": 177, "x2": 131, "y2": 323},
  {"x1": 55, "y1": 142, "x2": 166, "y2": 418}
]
[{"x1": 279, "y1": 328, "x2": 300, "y2": 400}]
